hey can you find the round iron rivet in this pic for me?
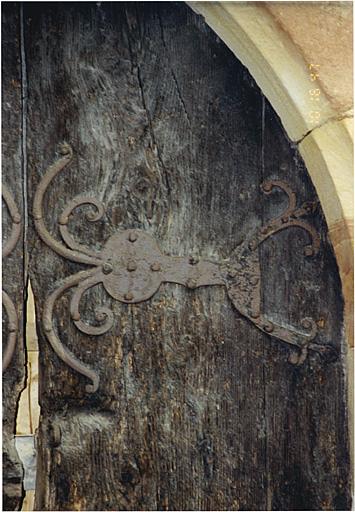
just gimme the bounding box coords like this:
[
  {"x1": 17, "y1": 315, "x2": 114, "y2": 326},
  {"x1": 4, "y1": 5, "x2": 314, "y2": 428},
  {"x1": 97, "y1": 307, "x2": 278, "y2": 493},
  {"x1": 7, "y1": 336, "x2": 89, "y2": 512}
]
[
  {"x1": 302, "y1": 319, "x2": 312, "y2": 329},
  {"x1": 127, "y1": 261, "x2": 137, "y2": 272},
  {"x1": 124, "y1": 292, "x2": 134, "y2": 301},
  {"x1": 50, "y1": 424, "x2": 62, "y2": 447},
  {"x1": 248, "y1": 240, "x2": 257, "y2": 251},
  {"x1": 250, "y1": 311, "x2": 260, "y2": 319},
  {"x1": 250, "y1": 276, "x2": 259, "y2": 285},
  {"x1": 189, "y1": 256, "x2": 199, "y2": 265},
  {"x1": 228, "y1": 270, "x2": 237, "y2": 279},
  {"x1": 128, "y1": 232, "x2": 138, "y2": 242},
  {"x1": 304, "y1": 246, "x2": 314, "y2": 257},
  {"x1": 288, "y1": 351, "x2": 299, "y2": 365},
  {"x1": 281, "y1": 216, "x2": 289, "y2": 224},
  {"x1": 86, "y1": 212, "x2": 96, "y2": 221},
  {"x1": 102, "y1": 262, "x2": 113, "y2": 274},
  {"x1": 58, "y1": 218, "x2": 68, "y2": 226},
  {"x1": 59, "y1": 144, "x2": 70, "y2": 155},
  {"x1": 72, "y1": 312, "x2": 80, "y2": 321},
  {"x1": 260, "y1": 226, "x2": 269, "y2": 235},
  {"x1": 264, "y1": 322, "x2": 274, "y2": 333},
  {"x1": 187, "y1": 279, "x2": 197, "y2": 289},
  {"x1": 262, "y1": 182, "x2": 272, "y2": 192},
  {"x1": 13, "y1": 213, "x2": 21, "y2": 224},
  {"x1": 8, "y1": 322, "x2": 17, "y2": 332},
  {"x1": 151, "y1": 262, "x2": 161, "y2": 272}
]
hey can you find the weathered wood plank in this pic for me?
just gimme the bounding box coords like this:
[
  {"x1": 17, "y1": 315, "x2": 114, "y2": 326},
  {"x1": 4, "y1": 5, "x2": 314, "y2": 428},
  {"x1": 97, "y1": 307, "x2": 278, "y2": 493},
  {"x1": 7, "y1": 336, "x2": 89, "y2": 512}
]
[
  {"x1": 2, "y1": 3, "x2": 26, "y2": 510},
  {"x1": 24, "y1": 3, "x2": 350, "y2": 510}
]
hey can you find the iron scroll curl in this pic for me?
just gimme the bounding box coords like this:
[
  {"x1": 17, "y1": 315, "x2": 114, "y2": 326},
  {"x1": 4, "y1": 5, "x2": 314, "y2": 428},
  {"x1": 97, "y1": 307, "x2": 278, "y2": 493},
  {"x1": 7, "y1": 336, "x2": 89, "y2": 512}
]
[
  {"x1": 34, "y1": 143, "x2": 329, "y2": 393},
  {"x1": 2, "y1": 185, "x2": 22, "y2": 371}
]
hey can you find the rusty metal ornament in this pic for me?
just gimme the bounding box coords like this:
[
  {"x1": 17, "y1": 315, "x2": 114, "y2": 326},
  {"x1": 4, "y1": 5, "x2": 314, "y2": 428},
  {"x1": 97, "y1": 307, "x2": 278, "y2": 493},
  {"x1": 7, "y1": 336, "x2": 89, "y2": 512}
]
[
  {"x1": 35, "y1": 144, "x2": 328, "y2": 393},
  {"x1": 2, "y1": 185, "x2": 22, "y2": 371}
]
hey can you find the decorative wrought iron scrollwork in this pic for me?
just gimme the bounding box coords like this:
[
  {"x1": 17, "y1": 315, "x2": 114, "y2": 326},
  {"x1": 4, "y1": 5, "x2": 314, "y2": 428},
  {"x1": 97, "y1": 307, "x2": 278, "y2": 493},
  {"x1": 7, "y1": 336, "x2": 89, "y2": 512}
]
[
  {"x1": 2, "y1": 185, "x2": 22, "y2": 371},
  {"x1": 35, "y1": 143, "x2": 329, "y2": 392}
]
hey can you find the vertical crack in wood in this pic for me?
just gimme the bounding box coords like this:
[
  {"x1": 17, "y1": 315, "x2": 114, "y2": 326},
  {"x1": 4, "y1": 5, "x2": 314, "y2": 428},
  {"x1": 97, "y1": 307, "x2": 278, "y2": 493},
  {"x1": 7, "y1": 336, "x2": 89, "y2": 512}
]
[
  {"x1": 20, "y1": 1, "x2": 28, "y2": 290},
  {"x1": 126, "y1": 6, "x2": 172, "y2": 200},
  {"x1": 157, "y1": 12, "x2": 191, "y2": 128}
]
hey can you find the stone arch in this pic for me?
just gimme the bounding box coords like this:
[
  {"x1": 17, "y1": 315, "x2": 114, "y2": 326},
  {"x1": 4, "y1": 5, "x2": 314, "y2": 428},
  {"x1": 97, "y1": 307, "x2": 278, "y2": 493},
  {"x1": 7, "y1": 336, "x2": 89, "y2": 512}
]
[{"x1": 189, "y1": 2, "x2": 353, "y2": 350}]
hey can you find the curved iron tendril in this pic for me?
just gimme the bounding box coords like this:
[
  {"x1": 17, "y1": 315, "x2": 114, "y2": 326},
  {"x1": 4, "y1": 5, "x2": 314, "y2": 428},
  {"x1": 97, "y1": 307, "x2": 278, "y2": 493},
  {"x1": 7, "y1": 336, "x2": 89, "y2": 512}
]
[
  {"x1": 2, "y1": 291, "x2": 19, "y2": 371},
  {"x1": 33, "y1": 143, "x2": 102, "y2": 266},
  {"x1": 3, "y1": 185, "x2": 21, "y2": 258},
  {"x1": 256, "y1": 180, "x2": 321, "y2": 256},
  {"x1": 42, "y1": 269, "x2": 101, "y2": 393},
  {"x1": 2, "y1": 185, "x2": 22, "y2": 371},
  {"x1": 70, "y1": 271, "x2": 114, "y2": 336},
  {"x1": 59, "y1": 195, "x2": 105, "y2": 259}
]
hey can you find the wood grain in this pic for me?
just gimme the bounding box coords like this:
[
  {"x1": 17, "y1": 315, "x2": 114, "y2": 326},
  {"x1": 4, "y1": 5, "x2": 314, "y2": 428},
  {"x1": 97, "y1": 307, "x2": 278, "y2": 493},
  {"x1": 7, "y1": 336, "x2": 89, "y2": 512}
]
[
  {"x1": 24, "y1": 3, "x2": 350, "y2": 510},
  {"x1": 2, "y1": 3, "x2": 26, "y2": 510}
]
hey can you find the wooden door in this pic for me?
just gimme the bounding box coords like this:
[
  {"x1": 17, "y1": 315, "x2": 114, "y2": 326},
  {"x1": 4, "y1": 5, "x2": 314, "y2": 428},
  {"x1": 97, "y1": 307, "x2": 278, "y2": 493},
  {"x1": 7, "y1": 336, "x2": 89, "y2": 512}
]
[
  {"x1": 2, "y1": 3, "x2": 26, "y2": 509},
  {"x1": 3, "y1": 2, "x2": 351, "y2": 510}
]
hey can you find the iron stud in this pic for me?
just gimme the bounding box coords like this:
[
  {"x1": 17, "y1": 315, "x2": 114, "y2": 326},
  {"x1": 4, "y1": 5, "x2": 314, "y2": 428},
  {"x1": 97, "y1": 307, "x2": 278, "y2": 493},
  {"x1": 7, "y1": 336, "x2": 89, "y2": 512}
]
[
  {"x1": 102, "y1": 262, "x2": 113, "y2": 274},
  {"x1": 301, "y1": 319, "x2": 312, "y2": 329},
  {"x1": 189, "y1": 256, "x2": 199, "y2": 265},
  {"x1": 8, "y1": 322, "x2": 17, "y2": 332},
  {"x1": 264, "y1": 322, "x2": 274, "y2": 333},
  {"x1": 127, "y1": 261, "x2": 137, "y2": 272},
  {"x1": 262, "y1": 181, "x2": 273, "y2": 192}
]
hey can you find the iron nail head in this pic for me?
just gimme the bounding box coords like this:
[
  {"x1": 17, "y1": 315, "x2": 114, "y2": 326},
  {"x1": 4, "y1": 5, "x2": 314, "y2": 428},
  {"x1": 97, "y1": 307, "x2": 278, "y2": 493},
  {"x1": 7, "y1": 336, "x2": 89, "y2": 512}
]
[
  {"x1": 264, "y1": 322, "x2": 274, "y2": 333},
  {"x1": 102, "y1": 262, "x2": 113, "y2": 274},
  {"x1": 262, "y1": 181, "x2": 273, "y2": 193},
  {"x1": 127, "y1": 261, "x2": 137, "y2": 272}
]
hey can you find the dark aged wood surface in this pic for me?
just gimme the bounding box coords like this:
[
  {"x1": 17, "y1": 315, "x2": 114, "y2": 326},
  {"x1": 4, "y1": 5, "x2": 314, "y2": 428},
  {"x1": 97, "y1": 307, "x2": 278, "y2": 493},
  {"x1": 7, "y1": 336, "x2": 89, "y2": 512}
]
[
  {"x1": 23, "y1": 2, "x2": 350, "y2": 510},
  {"x1": 2, "y1": 3, "x2": 26, "y2": 510}
]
